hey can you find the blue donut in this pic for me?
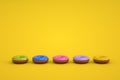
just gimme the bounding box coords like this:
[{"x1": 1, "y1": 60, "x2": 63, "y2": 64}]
[{"x1": 32, "y1": 55, "x2": 48, "y2": 61}]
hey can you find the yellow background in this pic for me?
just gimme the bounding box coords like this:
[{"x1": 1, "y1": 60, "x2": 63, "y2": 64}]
[{"x1": 0, "y1": 0, "x2": 120, "y2": 80}]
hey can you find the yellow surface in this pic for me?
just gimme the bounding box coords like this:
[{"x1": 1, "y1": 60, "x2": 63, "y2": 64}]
[{"x1": 0, "y1": 0, "x2": 120, "y2": 80}]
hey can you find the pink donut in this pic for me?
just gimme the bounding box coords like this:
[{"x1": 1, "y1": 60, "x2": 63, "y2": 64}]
[{"x1": 53, "y1": 55, "x2": 69, "y2": 64}]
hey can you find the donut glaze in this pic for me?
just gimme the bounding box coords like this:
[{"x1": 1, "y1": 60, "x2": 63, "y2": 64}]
[
  {"x1": 12, "y1": 55, "x2": 28, "y2": 64},
  {"x1": 53, "y1": 55, "x2": 69, "y2": 64},
  {"x1": 73, "y1": 55, "x2": 89, "y2": 64},
  {"x1": 32, "y1": 55, "x2": 49, "y2": 64},
  {"x1": 93, "y1": 56, "x2": 110, "y2": 64}
]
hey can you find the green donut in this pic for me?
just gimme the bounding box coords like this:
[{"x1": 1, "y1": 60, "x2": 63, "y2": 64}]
[{"x1": 12, "y1": 55, "x2": 28, "y2": 60}]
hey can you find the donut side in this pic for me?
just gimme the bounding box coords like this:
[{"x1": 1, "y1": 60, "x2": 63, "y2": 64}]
[
  {"x1": 73, "y1": 59, "x2": 89, "y2": 64},
  {"x1": 53, "y1": 59, "x2": 69, "y2": 64},
  {"x1": 33, "y1": 60, "x2": 48, "y2": 64},
  {"x1": 94, "y1": 59, "x2": 109, "y2": 64},
  {"x1": 12, "y1": 59, "x2": 28, "y2": 64}
]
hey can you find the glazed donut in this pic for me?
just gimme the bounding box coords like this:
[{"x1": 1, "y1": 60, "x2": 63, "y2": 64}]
[
  {"x1": 12, "y1": 55, "x2": 28, "y2": 64},
  {"x1": 53, "y1": 55, "x2": 69, "y2": 64},
  {"x1": 73, "y1": 55, "x2": 89, "y2": 64},
  {"x1": 93, "y1": 56, "x2": 110, "y2": 64},
  {"x1": 32, "y1": 55, "x2": 49, "y2": 64}
]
